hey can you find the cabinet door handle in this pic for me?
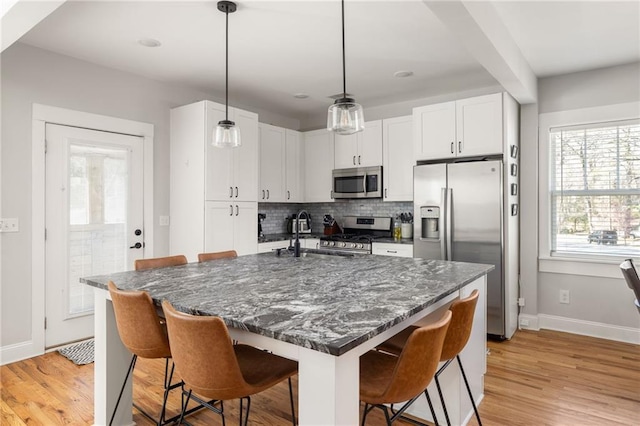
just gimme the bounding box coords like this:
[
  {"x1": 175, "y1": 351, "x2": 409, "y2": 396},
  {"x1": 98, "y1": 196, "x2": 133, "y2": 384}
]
[
  {"x1": 230, "y1": 186, "x2": 233, "y2": 198},
  {"x1": 358, "y1": 155, "x2": 361, "y2": 165},
  {"x1": 235, "y1": 187, "x2": 239, "y2": 198},
  {"x1": 229, "y1": 205, "x2": 233, "y2": 216},
  {"x1": 451, "y1": 142, "x2": 454, "y2": 154},
  {"x1": 458, "y1": 141, "x2": 462, "y2": 153},
  {"x1": 235, "y1": 205, "x2": 239, "y2": 216},
  {"x1": 287, "y1": 190, "x2": 290, "y2": 200},
  {"x1": 387, "y1": 250, "x2": 397, "y2": 254},
  {"x1": 385, "y1": 188, "x2": 388, "y2": 198},
  {"x1": 262, "y1": 190, "x2": 265, "y2": 199},
  {"x1": 266, "y1": 189, "x2": 269, "y2": 199},
  {"x1": 353, "y1": 155, "x2": 356, "y2": 165}
]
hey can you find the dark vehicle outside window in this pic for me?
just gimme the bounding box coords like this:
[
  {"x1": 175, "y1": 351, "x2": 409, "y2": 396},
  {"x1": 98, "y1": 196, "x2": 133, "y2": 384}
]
[
  {"x1": 587, "y1": 230, "x2": 618, "y2": 245},
  {"x1": 630, "y1": 228, "x2": 640, "y2": 239}
]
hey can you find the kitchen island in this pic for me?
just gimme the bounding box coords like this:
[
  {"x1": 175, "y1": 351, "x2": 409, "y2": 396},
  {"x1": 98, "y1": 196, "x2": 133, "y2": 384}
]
[{"x1": 82, "y1": 252, "x2": 492, "y2": 425}]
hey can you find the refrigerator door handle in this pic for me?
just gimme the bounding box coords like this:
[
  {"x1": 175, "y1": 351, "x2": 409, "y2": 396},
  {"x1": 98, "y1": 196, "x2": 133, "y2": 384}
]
[
  {"x1": 440, "y1": 188, "x2": 447, "y2": 260},
  {"x1": 445, "y1": 188, "x2": 453, "y2": 260}
]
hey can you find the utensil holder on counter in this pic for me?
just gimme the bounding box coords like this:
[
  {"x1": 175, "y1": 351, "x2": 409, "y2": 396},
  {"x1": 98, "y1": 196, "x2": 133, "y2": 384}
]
[{"x1": 401, "y1": 223, "x2": 413, "y2": 239}]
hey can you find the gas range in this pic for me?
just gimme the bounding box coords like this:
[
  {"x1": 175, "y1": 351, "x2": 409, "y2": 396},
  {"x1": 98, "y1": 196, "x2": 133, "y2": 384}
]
[{"x1": 319, "y1": 216, "x2": 392, "y2": 254}]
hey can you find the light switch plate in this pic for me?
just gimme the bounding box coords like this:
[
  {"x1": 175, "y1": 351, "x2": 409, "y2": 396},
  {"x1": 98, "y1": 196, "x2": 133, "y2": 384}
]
[
  {"x1": 0, "y1": 218, "x2": 19, "y2": 232},
  {"x1": 159, "y1": 216, "x2": 170, "y2": 226}
]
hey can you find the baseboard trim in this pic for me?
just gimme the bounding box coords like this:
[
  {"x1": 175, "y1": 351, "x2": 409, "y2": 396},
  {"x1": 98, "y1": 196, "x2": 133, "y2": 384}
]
[
  {"x1": 519, "y1": 313, "x2": 639, "y2": 344},
  {"x1": 0, "y1": 340, "x2": 43, "y2": 366}
]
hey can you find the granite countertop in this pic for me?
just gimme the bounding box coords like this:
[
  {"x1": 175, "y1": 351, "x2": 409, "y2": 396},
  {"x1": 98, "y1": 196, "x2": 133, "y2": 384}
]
[
  {"x1": 259, "y1": 233, "x2": 413, "y2": 244},
  {"x1": 259, "y1": 233, "x2": 324, "y2": 243},
  {"x1": 82, "y1": 253, "x2": 492, "y2": 356}
]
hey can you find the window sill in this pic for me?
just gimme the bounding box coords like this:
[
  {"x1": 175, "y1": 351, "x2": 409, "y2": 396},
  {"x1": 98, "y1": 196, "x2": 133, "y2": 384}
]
[{"x1": 539, "y1": 255, "x2": 628, "y2": 279}]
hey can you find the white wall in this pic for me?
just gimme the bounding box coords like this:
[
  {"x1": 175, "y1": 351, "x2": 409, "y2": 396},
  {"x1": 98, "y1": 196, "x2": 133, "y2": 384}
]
[
  {"x1": 0, "y1": 43, "x2": 298, "y2": 356},
  {"x1": 519, "y1": 62, "x2": 640, "y2": 342}
]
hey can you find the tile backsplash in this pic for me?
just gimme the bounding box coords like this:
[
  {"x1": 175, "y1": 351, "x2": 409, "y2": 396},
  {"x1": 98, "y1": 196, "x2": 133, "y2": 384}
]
[{"x1": 258, "y1": 199, "x2": 413, "y2": 234}]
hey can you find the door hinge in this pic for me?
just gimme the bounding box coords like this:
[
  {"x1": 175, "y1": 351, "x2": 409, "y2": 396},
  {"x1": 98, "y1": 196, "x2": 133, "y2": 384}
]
[{"x1": 44, "y1": 317, "x2": 47, "y2": 330}]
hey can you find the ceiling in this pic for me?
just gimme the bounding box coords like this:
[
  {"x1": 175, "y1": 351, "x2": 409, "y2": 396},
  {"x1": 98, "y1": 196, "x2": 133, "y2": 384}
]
[{"x1": 14, "y1": 0, "x2": 640, "y2": 123}]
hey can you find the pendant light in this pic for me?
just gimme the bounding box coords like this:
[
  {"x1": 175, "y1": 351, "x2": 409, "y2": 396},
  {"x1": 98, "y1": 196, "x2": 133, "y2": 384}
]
[
  {"x1": 213, "y1": 1, "x2": 241, "y2": 148},
  {"x1": 327, "y1": 0, "x2": 364, "y2": 135}
]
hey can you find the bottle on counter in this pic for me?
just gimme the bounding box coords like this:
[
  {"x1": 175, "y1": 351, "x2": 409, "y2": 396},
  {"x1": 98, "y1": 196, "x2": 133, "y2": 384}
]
[{"x1": 393, "y1": 215, "x2": 402, "y2": 240}]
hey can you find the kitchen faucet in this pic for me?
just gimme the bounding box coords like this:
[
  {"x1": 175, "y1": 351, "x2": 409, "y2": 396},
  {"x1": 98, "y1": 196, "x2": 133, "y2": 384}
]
[{"x1": 293, "y1": 209, "x2": 309, "y2": 257}]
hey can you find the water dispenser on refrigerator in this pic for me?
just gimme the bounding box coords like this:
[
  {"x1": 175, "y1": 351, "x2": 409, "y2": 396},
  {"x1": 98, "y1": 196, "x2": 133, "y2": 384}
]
[{"x1": 420, "y1": 206, "x2": 440, "y2": 239}]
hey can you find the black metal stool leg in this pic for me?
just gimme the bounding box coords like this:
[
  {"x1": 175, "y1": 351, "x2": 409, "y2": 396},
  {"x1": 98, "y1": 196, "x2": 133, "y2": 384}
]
[
  {"x1": 424, "y1": 388, "x2": 440, "y2": 426},
  {"x1": 287, "y1": 377, "x2": 296, "y2": 425},
  {"x1": 434, "y1": 374, "x2": 451, "y2": 426},
  {"x1": 457, "y1": 355, "x2": 482, "y2": 426},
  {"x1": 110, "y1": 354, "x2": 137, "y2": 426}
]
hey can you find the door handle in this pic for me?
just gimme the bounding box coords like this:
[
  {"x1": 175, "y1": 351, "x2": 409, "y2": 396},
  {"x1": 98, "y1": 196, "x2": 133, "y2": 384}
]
[
  {"x1": 385, "y1": 188, "x2": 388, "y2": 198},
  {"x1": 235, "y1": 187, "x2": 238, "y2": 198},
  {"x1": 451, "y1": 142, "x2": 454, "y2": 154},
  {"x1": 266, "y1": 189, "x2": 269, "y2": 199},
  {"x1": 230, "y1": 205, "x2": 233, "y2": 216},
  {"x1": 235, "y1": 205, "x2": 239, "y2": 216},
  {"x1": 129, "y1": 242, "x2": 142, "y2": 249},
  {"x1": 287, "y1": 190, "x2": 290, "y2": 200},
  {"x1": 353, "y1": 155, "x2": 356, "y2": 165},
  {"x1": 358, "y1": 155, "x2": 361, "y2": 165},
  {"x1": 262, "y1": 190, "x2": 265, "y2": 199},
  {"x1": 362, "y1": 173, "x2": 367, "y2": 194},
  {"x1": 458, "y1": 141, "x2": 462, "y2": 153}
]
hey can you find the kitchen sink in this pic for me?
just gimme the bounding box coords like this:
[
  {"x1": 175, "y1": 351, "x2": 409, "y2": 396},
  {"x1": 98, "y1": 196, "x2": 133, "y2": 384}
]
[{"x1": 274, "y1": 248, "x2": 356, "y2": 259}]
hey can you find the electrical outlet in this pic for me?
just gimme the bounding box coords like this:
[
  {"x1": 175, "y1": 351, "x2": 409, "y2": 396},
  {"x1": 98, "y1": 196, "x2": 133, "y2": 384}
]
[
  {"x1": 518, "y1": 297, "x2": 525, "y2": 307},
  {"x1": 559, "y1": 289, "x2": 570, "y2": 304},
  {"x1": 0, "y1": 218, "x2": 19, "y2": 232},
  {"x1": 159, "y1": 216, "x2": 170, "y2": 226},
  {"x1": 519, "y1": 318, "x2": 530, "y2": 327}
]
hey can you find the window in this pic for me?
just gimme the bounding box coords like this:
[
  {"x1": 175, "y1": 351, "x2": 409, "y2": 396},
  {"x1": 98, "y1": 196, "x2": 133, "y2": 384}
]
[{"x1": 550, "y1": 119, "x2": 640, "y2": 257}]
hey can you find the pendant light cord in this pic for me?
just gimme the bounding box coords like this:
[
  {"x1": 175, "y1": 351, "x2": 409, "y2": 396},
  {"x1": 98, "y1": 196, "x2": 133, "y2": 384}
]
[
  {"x1": 341, "y1": 0, "x2": 346, "y2": 98},
  {"x1": 225, "y1": 8, "x2": 229, "y2": 121}
]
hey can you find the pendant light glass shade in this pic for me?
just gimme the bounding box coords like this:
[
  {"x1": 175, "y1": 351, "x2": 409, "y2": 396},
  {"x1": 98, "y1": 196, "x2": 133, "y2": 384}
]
[
  {"x1": 327, "y1": 97, "x2": 364, "y2": 135},
  {"x1": 213, "y1": 1, "x2": 241, "y2": 148},
  {"x1": 328, "y1": 0, "x2": 364, "y2": 135},
  {"x1": 214, "y1": 119, "x2": 241, "y2": 148}
]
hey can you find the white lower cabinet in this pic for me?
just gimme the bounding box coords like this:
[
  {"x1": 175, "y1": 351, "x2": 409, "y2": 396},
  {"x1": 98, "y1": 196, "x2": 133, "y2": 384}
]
[
  {"x1": 205, "y1": 201, "x2": 257, "y2": 256},
  {"x1": 302, "y1": 238, "x2": 320, "y2": 250},
  {"x1": 372, "y1": 242, "x2": 414, "y2": 258}
]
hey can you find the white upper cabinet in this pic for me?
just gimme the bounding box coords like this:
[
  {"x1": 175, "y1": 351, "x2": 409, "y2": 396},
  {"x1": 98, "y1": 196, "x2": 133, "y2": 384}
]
[
  {"x1": 258, "y1": 125, "x2": 304, "y2": 203},
  {"x1": 383, "y1": 116, "x2": 414, "y2": 201},
  {"x1": 259, "y1": 123, "x2": 286, "y2": 202},
  {"x1": 414, "y1": 93, "x2": 503, "y2": 161},
  {"x1": 334, "y1": 120, "x2": 383, "y2": 169},
  {"x1": 303, "y1": 129, "x2": 335, "y2": 202},
  {"x1": 170, "y1": 100, "x2": 258, "y2": 261},
  {"x1": 285, "y1": 129, "x2": 304, "y2": 202},
  {"x1": 205, "y1": 103, "x2": 258, "y2": 201}
]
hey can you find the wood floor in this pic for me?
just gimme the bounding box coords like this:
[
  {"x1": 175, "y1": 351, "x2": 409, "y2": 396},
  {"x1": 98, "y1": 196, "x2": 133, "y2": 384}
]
[{"x1": 1, "y1": 329, "x2": 639, "y2": 425}]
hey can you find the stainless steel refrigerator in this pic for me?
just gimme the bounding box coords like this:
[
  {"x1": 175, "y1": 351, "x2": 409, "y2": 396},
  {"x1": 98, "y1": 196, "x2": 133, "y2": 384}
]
[{"x1": 414, "y1": 160, "x2": 513, "y2": 338}]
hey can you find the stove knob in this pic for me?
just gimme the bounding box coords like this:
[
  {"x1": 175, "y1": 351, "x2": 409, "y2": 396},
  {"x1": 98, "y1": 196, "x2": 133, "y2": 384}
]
[
  {"x1": 329, "y1": 241, "x2": 335, "y2": 247},
  {"x1": 340, "y1": 242, "x2": 347, "y2": 248},
  {"x1": 357, "y1": 243, "x2": 363, "y2": 249}
]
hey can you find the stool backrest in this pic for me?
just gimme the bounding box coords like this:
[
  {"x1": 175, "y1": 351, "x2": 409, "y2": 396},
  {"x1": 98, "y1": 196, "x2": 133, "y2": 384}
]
[
  {"x1": 620, "y1": 259, "x2": 640, "y2": 308},
  {"x1": 162, "y1": 300, "x2": 251, "y2": 400},
  {"x1": 441, "y1": 289, "x2": 479, "y2": 361},
  {"x1": 378, "y1": 310, "x2": 451, "y2": 403},
  {"x1": 135, "y1": 255, "x2": 188, "y2": 271},
  {"x1": 108, "y1": 281, "x2": 171, "y2": 359},
  {"x1": 198, "y1": 250, "x2": 238, "y2": 262}
]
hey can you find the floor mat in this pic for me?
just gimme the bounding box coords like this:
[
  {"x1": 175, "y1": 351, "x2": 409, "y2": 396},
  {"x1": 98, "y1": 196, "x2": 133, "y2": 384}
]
[{"x1": 57, "y1": 339, "x2": 94, "y2": 365}]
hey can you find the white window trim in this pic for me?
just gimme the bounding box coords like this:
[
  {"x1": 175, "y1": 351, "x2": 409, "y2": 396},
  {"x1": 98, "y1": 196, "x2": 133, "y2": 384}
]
[{"x1": 538, "y1": 101, "x2": 640, "y2": 278}]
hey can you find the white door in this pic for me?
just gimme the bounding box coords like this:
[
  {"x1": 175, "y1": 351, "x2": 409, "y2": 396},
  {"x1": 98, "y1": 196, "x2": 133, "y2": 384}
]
[{"x1": 45, "y1": 124, "x2": 144, "y2": 348}]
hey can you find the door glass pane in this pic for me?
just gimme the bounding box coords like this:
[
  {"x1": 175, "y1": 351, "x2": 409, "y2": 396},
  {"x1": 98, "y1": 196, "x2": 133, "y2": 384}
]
[{"x1": 68, "y1": 144, "x2": 129, "y2": 315}]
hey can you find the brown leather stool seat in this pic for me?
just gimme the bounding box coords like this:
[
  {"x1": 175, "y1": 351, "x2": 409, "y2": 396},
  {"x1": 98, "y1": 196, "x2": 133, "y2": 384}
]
[
  {"x1": 162, "y1": 300, "x2": 298, "y2": 426},
  {"x1": 360, "y1": 311, "x2": 452, "y2": 425},
  {"x1": 378, "y1": 290, "x2": 481, "y2": 426}
]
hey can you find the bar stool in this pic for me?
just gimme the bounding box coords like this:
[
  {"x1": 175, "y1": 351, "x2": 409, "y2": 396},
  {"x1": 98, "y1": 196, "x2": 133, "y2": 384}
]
[
  {"x1": 135, "y1": 254, "x2": 188, "y2": 271},
  {"x1": 620, "y1": 258, "x2": 640, "y2": 314},
  {"x1": 162, "y1": 300, "x2": 298, "y2": 426},
  {"x1": 107, "y1": 281, "x2": 182, "y2": 426},
  {"x1": 360, "y1": 311, "x2": 452, "y2": 426},
  {"x1": 198, "y1": 250, "x2": 238, "y2": 262},
  {"x1": 377, "y1": 290, "x2": 481, "y2": 426}
]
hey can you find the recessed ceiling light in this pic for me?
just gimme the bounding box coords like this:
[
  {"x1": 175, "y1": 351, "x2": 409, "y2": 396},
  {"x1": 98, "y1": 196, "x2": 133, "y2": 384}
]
[
  {"x1": 394, "y1": 70, "x2": 413, "y2": 78},
  {"x1": 293, "y1": 93, "x2": 309, "y2": 99},
  {"x1": 138, "y1": 38, "x2": 162, "y2": 48}
]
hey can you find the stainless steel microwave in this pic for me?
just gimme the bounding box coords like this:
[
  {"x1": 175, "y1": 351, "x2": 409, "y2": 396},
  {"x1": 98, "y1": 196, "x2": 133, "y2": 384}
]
[{"x1": 332, "y1": 166, "x2": 383, "y2": 199}]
